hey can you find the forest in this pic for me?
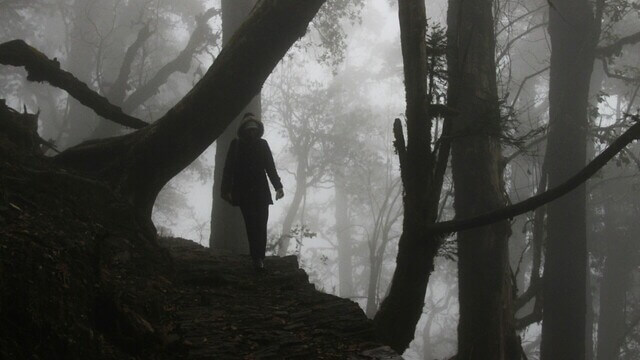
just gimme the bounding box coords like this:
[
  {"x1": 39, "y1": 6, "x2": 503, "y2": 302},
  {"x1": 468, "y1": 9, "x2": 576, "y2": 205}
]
[{"x1": 1, "y1": 0, "x2": 640, "y2": 359}]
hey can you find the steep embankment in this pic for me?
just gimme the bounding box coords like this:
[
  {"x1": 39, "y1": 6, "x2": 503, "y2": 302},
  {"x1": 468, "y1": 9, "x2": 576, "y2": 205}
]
[{"x1": 0, "y1": 102, "x2": 400, "y2": 359}]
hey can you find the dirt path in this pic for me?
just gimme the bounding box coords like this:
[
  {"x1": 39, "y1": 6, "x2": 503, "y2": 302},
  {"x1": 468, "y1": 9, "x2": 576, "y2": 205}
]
[{"x1": 159, "y1": 238, "x2": 401, "y2": 359}]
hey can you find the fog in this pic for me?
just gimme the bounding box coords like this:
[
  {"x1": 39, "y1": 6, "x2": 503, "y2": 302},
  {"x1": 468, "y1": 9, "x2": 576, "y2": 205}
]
[{"x1": 2, "y1": 0, "x2": 639, "y2": 358}]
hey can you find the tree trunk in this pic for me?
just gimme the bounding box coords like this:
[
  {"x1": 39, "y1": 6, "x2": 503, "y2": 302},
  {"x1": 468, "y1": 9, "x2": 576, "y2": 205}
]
[
  {"x1": 365, "y1": 253, "x2": 381, "y2": 318},
  {"x1": 277, "y1": 153, "x2": 307, "y2": 256},
  {"x1": 54, "y1": 0, "x2": 327, "y2": 220},
  {"x1": 334, "y1": 171, "x2": 354, "y2": 297},
  {"x1": 373, "y1": 0, "x2": 440, "y2": 352},
  {"x1": 541, "y1": 0, "x2": 596, "y2": 358},
  {"x1": 446, "y1": 0, "x2": 520, "y2": 358},
  {"x1": 210, "y1": 0, "x2": 260, "y2": 253},
  {"x1": 596, "y1": 200, "x2": 629, "y2": 360}
]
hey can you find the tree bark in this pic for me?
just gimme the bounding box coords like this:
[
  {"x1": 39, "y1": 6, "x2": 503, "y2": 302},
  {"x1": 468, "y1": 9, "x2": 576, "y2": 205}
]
[
  {"x1": 446, "y1": 0, "x2": 520, "y2": 357},
  {"x1": 541, "y1": 0, "x2": 596, "y2": 358},
  {"x1": 210, "y1": 0, "x2": 259, "y2": 253},
  {"x1": 52, "y1": 0, "x2": 326, "y2": 220}
]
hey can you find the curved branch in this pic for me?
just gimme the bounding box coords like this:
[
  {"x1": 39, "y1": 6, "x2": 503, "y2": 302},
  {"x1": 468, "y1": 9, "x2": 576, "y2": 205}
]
[
  {"x1": 0, "y1": 40, "x2": 148, "y2": 129},
  {"x1": 428, "y1": 118, "x2": 640, "y2": 234}
]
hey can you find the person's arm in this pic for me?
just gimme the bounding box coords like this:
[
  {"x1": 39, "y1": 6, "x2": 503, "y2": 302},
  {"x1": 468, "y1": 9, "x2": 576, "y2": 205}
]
[
  {"x1": 221, "y1": 139, "x2": 237, "y2": 202},
  {"x1": 262, "y1": 140, "x2": 284, "y2": 199}
]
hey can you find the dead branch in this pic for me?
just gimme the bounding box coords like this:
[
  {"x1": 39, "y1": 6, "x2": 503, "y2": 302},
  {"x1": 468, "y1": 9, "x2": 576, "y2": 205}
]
[{"x1": 0, "y1": 40, "x2": 148, "y2": 129}]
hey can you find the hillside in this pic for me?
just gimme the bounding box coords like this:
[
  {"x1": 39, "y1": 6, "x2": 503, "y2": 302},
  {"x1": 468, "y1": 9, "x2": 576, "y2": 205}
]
[{"x1": 0, "y1": 102, "x2": 400, "y2": 359}]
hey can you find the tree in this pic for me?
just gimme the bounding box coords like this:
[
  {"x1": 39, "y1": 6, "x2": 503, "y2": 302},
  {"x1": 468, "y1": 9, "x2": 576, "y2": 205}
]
[
  {"x1": 1, "y1": 0, "x2": 327, "y2": 221},
  {"x1": 446, "y1": 0, "x2": 521, "y2": 356},
  {"x1": 209, "y1": 0, "x2": 259, "y2": 254},
  {"x1": 264, "y1": 69, "x2": 336, "y2": 256},
  {"x1": 541, "y1": 0, "x2": 632, "y2": 357},
  {"x1": 594, "y1": 171, "x2": 639, "y2": 360},
  {"x1": 373, "y1": 0, "x2": 452, "y2": 351},
  {"x1": 334, "y1": 170, "x2": 354, "y2": 297}
]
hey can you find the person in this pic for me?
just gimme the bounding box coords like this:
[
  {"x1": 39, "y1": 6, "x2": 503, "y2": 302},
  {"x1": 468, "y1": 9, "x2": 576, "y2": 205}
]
[{"x1": 221, "y1": 113, "x2": 284, "y2": 271}]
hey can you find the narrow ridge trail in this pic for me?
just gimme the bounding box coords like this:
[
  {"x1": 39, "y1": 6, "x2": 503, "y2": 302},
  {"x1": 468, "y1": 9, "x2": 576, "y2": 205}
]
[{"x1": 159, "y1": 238, "x2": 401, "y2": 359}]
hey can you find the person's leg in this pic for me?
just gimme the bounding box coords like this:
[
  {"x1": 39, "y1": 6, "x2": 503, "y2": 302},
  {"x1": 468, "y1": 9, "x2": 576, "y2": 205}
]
[
  {"x1": 256, "y1": 204, "x2": 269, "y2": 260},
  {"x1": 239, "y1": 205, "x2": 260, "y2": 261}
]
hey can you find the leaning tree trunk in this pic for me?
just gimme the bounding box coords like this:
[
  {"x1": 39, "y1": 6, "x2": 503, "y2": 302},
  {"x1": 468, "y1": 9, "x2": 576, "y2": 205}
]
[
  {"x1": 210, "y1": 0, "x2": 260, "y2": 253},
  {"x1": 52, "y1": 0, "x2": 327, "y2": 220},
  {"x1": 541, "y1": 0, "x2": 596, "y2": 358},
  {"x1": 446, "y1": 0, "x2": 520, "y2": 358}
]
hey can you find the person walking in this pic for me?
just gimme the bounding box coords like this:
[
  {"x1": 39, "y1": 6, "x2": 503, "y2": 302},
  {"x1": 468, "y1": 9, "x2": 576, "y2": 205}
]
[{"x1": 221, "y1": 113, "x2": 284, "y2": 271}]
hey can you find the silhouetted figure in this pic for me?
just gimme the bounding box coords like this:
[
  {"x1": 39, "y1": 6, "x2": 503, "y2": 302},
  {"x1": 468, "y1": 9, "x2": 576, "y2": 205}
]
[{"x1": 221, "y1": 113, "x2": 284, "y2": 271}]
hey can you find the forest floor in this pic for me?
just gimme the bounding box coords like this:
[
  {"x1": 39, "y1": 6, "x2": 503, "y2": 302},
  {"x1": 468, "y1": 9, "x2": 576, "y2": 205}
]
[{"x1": 0, "y1": 103, "x2": 400, "y2": 359}]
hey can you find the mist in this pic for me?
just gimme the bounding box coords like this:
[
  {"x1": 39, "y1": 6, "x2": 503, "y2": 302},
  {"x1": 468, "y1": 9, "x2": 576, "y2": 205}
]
[{"x1": 2, "y1": 0, "x2": 639, "y2": 359}]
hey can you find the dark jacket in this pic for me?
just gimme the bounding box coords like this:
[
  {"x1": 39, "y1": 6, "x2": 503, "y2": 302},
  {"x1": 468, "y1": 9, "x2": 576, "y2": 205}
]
[{"x1": 221, "y1": 119, "x2": 282, "y2": 206}]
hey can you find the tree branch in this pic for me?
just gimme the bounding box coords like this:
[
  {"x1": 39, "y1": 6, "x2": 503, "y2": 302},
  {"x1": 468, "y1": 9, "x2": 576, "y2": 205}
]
[
  {"x1": 510, "y1": 66, "x2": 550, "y2": 108},
  {"x1": 109, "y1": 23, "x2": 153, "y2": 105},
  {"x1": 601, "y1": 57, "x2": 640, "y2": 84},
  {"x1": 496, "y1": 22, "x2": 547, "y2": 63},
  {"x1": 495, "y1": 4, "x2": 546, "y2": 37},
  {"x1": 428, "y1": 118, "x2": 640, "y2": 234},
  {"x1": 122, "y1": 8, "x2": 220, "y2": 112},
  {"x1": 502, "y1": 132, "x2": 547, "y2": 165},
  {"x1": 516, "y1": 304, "x2": 543, "y2": 330},
  {"x1": 0, "y1": 40, "x2": 148, "y2": 129},
  {"x1": 596, "y1": 30, "x2": 640, "y2": 57}
]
